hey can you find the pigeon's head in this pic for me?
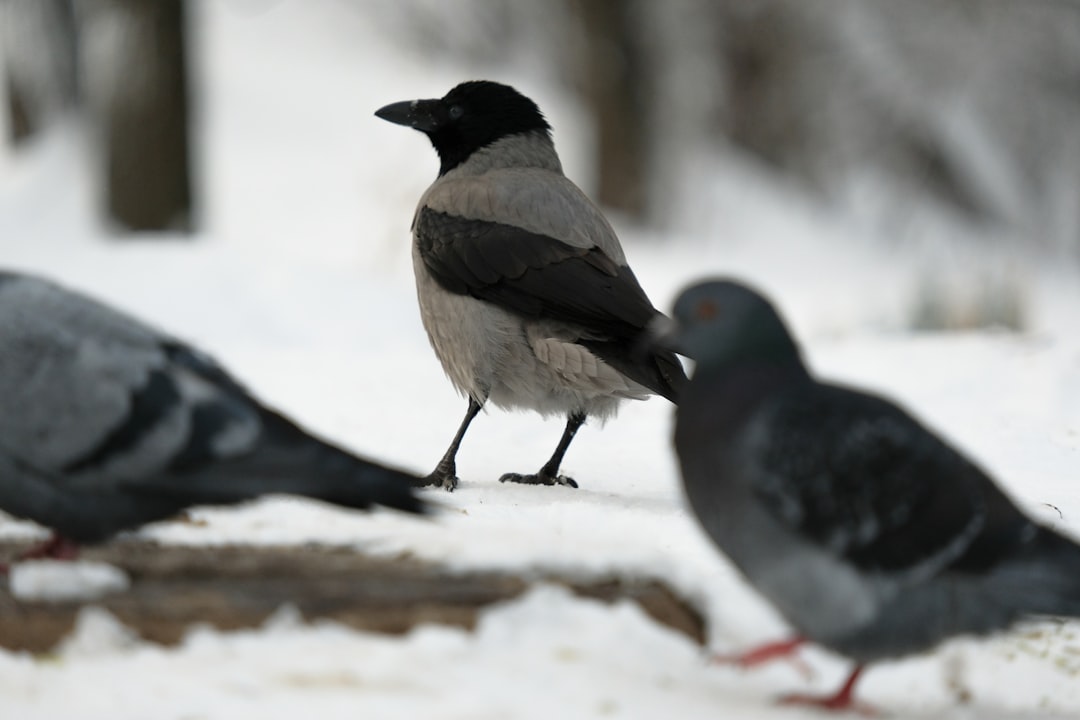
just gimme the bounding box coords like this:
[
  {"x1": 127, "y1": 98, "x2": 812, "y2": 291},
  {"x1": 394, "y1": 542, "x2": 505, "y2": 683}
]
[
  {"x1": 375, "y1": 81, "x2": 552, "y2": 176},
  {"x1": 648, "y1": 279, "x2": 801, "y2": 369}
]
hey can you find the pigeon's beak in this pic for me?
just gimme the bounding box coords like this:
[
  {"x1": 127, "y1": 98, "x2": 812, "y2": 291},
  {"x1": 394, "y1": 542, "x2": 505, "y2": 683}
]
[
  {"x1": 374, "y1": 99, "x2": 442, "y2": 132},
  {"x1": 636, "y1": 314, "x2": 686, "y2": 358}
]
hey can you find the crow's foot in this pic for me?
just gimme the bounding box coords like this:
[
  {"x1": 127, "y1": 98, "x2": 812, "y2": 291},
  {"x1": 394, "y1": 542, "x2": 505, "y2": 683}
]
[
  {"x1": 416, "y1": 462, "x2": 458, "y2": 492},
  {"x1": 499, "y1": 471, "x2": 578, "y2": 488}
]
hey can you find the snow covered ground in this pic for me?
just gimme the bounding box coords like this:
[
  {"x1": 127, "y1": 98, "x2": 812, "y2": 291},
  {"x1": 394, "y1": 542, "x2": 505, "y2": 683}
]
[{"x1": 1, "y1": 2, "x2": 1079, "y2": 717}]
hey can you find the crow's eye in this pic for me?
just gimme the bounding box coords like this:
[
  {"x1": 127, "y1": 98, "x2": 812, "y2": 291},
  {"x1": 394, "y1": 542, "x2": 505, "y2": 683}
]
[{"x1": 448, "y1": 104, "x2": 465, "y2": 120}]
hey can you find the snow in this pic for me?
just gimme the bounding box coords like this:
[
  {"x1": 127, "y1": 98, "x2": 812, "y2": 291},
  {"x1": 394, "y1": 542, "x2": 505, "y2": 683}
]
[
  {"x1": 9, "y1": 561, "x2": 131, "y2": 603},
  {"x1": 1, "y1": 1, "x2": 1079, "y2": 717}
]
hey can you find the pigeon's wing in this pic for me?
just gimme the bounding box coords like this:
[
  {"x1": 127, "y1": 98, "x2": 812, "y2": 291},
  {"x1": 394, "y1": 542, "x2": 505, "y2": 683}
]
[
  {"x1": 0, "y1": 275, "x2": 262, "y2": 486},
  {"x1": 0, "y1": 274, "x2": 423, "y2": 531},
  {"x1": 748, "y1": 383, "x2": 1028, "y2": 577},
  {"x1": 414, "y1": 208, "x2": 685, "y2": 400},
  {"x1": 0, "y1": 448, "x2": 193, "y2": 543}
]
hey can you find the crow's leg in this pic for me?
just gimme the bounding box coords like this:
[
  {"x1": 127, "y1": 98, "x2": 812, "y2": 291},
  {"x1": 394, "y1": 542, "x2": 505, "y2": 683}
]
[
  {"x1": 500, "y1": 412, "x2": 585, "y2": 488},
  {"x1": 419, "y1": 397, "x2": 482, "y2": 492}
]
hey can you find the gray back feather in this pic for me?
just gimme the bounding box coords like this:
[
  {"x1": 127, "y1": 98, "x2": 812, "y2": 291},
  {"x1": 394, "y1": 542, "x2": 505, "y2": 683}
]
[{"x1": 417, "y1": 133, "x2": 628, "y2": 264}]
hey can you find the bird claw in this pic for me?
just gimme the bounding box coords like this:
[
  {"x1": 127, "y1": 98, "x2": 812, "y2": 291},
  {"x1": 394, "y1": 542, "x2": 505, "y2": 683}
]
[
  {"x1": 499, "y1": 472, "x2": 578, "y2": 488},
  {"x1": 776, "y1": 666, "x2": 871, "y2": 714},
  {"x1": 709, "y1": 637, "x2": 814, "y2": 680},
  {"x1": 712, "y1": 651, "x2": 815, "y2": 681},
  {"x1": 777, "y1": 692, "x2": 877, "y2": 716},
  {"x1": 1, "y1": 535, "x2": 81, "y2": 574},
  {"x1": 416, "y1": 466, "x2": 458, "y2": 492}
]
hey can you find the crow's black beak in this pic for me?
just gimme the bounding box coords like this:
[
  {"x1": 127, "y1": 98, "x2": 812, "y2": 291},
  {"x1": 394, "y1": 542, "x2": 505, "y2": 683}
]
[{"x1": 374, "y1": 99, "x2": 442, "y2": 132}]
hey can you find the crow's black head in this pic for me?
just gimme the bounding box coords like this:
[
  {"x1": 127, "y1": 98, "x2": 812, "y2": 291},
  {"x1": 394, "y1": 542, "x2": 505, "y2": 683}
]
[{"x1": 376, "y1": 80, "x2": 552, "y2": 175}]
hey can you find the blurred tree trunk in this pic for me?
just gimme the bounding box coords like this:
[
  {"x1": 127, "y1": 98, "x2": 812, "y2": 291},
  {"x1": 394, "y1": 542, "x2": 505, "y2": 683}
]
[
  {"x1": 3, "y1": 68, "x2": 31, "y2": 143},
  {"x1": 0, "y1": 0, "x2": 79, "y2": 146},
  {"x1": 79, "y1": 0, "x2": 193, "y2": 233},
  {"x1": 571, "y1": 0, "x2": 649, "y2": 220}
]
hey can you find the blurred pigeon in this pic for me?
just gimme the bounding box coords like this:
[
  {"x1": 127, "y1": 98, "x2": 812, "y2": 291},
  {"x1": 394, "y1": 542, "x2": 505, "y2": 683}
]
[
  {"x1": 647, "y1": 278, "x2": 1080, "y2": 711},
  {"x1": 375, "y1": 80, "x2": 685, "y2": 491},
  {"x1": 0, "y1": 271, "x2": 423, "y2": 564}
]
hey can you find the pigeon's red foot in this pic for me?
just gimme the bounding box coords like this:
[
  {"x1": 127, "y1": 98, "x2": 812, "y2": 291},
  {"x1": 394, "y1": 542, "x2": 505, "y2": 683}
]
[
  {"x1": 711, "y1": 637, "x2": 813, "y2": 678},
  {"x1": 23, "y1": 534, "x2": 81, "y2": 561},
  {"x1": 778, "y1": 667, "x2": 876, "y2": 715},
  {"x1": 712, "y1": 636, "x2": 805, "y2": 667},
  {"x1": 1, "y1": 535, "x2": 81, "y2": 574}
]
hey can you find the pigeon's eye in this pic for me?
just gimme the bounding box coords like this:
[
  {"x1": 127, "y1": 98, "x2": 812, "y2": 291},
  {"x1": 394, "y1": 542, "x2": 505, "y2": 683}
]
[
  {"x1": 448, "y1": 104, "x2": 465, "y2": 120},
  {"x1": 696, "y1": 299, "x2": 720, "y2": 321}
]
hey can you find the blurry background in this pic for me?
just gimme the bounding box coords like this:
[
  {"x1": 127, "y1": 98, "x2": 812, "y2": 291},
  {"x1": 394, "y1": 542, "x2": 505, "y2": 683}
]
[{"x1": 2, "y1": 0, "x2": 1079, "y2": 336}]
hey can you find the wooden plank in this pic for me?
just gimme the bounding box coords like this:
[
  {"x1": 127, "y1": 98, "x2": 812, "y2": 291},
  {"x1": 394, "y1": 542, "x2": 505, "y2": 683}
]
[{"x1": 0, "y1": 541, "x2": 705, "y2": 653}]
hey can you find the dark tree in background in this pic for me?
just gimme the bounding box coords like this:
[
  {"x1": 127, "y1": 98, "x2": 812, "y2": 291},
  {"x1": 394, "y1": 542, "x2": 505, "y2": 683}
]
[
  {"x1": 1, "y1": 0, "x2": 194, "y2": 234},
  {"x1": 571, "y1": 0, "x2": 649, "y2": 220},
  {"x1": 79, "y1": 0, "x2": 193, "y2": 233},
  {"x1": 0, "y1": 0, "x2": 78, "y2": 146}
]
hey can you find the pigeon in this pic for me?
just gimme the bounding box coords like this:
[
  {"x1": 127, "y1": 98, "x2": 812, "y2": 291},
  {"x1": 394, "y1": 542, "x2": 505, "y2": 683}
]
[
  {"x1": 0, "y1": 271, "x2": 423, "y2": 563},
  {"x1": 645, "y1": 278, "x2": 1080, "y2": 711},
  {"x1": 375, "y1": 80, "x2": 686, "y2": 491}
]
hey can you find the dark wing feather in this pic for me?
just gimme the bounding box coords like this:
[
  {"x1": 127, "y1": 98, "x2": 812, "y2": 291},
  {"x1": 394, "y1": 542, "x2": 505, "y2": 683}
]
[
  {"x1": 415, "y1": 208, "x2": 685, "y2": 400},
  {"x1": 750, "y1": 382, "x2": 1031, "y2": 576},
  {"x1": 417, "y1": 208, "x2": 652, "y2": 339}
]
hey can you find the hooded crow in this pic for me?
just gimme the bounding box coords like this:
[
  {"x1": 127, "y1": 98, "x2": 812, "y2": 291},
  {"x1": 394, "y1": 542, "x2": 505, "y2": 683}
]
[
  {"x1": 0, "y1": 271, "x2": 423, "y2": 562},
  {"x1": 375, "y1": 80, "x2": 686, "y2": 491},
  {"x1": 646, "y1": 278, "x2": 1080, "y2": 711}
]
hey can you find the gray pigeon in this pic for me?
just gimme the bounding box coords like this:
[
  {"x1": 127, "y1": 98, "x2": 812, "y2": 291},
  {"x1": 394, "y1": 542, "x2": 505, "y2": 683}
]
[
  {"x1": 646, "y1": 278, "x2": 1080, "y2": 711},
  {"x1": 375, "y1": 80, "x2": 686, "y2": 491},
  {"x1": 0, "y1": 271, "x2": 423, "y2": 561}
]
